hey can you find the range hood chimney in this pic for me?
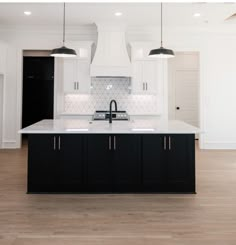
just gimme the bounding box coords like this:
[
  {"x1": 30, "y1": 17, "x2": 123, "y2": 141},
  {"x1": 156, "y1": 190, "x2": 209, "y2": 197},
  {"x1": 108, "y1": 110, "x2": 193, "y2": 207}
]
[{"x1": 90, "y1": 23, "x2": 131, "y2": 77}]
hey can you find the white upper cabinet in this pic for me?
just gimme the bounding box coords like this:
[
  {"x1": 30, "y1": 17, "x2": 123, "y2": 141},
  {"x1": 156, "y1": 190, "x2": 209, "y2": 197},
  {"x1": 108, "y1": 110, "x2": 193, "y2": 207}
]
[
  {"x1": 132, "y1": 61, "x2": 158, "y2": 94},
  {"x1": 130, "y1": 42, "x2": 155, "y2": 61},
  {"x1": 63, "y1": 59, "x2": 91, "y2": 94},
  {"x1": 62, "y1": 42, "x2": 92, "y2": 94},
  {"x1": 0, "y1": 42, "x2": 7, "y2": 74},
  {"x1": 130, "y1": 42, "x2": 159, "y2": 95}
]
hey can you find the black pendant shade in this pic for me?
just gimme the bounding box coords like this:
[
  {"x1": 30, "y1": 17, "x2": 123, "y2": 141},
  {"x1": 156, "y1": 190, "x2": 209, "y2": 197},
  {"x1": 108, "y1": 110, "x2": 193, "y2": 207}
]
[
  {"x1": 50, "y1": 3, "x2": 76, "y2": 57},
  {"x1": 51, "y1": 46, "x2": 77, "y2": 57},
  {"x1": 149, "y1": 3, "x2": 174, "y2": 58},
  {"x1": 149, "y1": 46, "x2": 175, "y2": 58}
]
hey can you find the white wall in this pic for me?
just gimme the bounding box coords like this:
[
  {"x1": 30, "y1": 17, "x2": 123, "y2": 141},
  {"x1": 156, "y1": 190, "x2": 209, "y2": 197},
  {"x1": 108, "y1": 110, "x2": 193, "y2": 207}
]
[
  {"x1": 164, "y1": 28, "x2": 236, "y2": 149},
  {"x1": 0, "y1": 25, "x2": 236, "y2": 149},
  {"x1": 200, "y1": 36, "x2": 236, "y2": 149},
  {"x1": 0, "y1": 26, "x2": 96, "y2": 148}
]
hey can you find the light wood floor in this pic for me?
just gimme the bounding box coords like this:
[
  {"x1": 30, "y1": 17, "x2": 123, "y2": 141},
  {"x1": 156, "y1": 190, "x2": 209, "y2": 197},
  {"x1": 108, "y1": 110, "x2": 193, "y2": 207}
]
[{"x1": 0, "y1": 142, "x2": 236, "y2": 245}]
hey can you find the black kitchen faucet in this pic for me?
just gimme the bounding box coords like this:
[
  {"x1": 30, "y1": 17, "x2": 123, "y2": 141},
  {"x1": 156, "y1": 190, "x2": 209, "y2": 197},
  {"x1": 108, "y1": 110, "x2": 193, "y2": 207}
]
[{"x1": 109, "y1": 100, "x2": 117, "y2": 124}]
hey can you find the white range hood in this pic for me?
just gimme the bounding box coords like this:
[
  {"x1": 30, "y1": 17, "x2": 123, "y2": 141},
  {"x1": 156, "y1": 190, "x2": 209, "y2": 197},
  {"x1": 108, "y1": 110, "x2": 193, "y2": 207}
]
[{"x1": 90, "y1": 23, "x2": 131, "y2": 77}]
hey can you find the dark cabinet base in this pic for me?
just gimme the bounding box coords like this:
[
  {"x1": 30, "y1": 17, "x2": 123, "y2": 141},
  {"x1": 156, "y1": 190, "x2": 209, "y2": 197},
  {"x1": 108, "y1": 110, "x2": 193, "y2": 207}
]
[{"x1": 27, "y1": 134, "x2": 196, "y2": 194}]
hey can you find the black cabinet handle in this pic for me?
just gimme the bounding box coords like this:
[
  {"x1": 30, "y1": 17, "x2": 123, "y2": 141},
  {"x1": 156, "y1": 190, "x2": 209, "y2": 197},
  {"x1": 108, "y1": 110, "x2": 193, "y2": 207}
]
[
  {"x1": 164, "y1": 136, "x2": 167, "y2": 150},
  {"x1": 53, "y1": 136, "x2": 56, "y2": 150},
  {"x1": 176, "y1": 107, "x2": 180, "y2": 110},
  {"x1": 109, "y1": 136, "x2": 111, "y2": 150},
  {"x1": 114, "y1": 136, "x2": 116, "y2": 150},
  {"x1": 58, "y1": 136, "x2": 61, "y2": 151},
  {"x1": 169, "y1": 136, "x2": 171, "y2": 150}
]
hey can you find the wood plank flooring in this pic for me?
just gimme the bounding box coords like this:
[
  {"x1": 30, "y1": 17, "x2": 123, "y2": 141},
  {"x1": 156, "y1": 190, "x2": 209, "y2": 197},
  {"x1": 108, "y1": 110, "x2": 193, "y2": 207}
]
[{"x1": 0, "y1": 142, "x2": 236, "y2": 245}]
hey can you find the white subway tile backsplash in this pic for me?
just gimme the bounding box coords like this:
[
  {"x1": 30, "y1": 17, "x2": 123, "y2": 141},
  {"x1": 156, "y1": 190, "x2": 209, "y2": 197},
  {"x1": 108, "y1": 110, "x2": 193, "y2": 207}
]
[{"x1": 64, "y1": 77, "x2": 159, "y2": 115}]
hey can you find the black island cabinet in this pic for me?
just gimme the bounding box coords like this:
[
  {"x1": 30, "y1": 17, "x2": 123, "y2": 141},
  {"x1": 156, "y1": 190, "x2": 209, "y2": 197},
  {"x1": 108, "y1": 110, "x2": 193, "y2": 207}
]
[{"x1": 27, "y1": 133, "x2": 195, "y2": 193}]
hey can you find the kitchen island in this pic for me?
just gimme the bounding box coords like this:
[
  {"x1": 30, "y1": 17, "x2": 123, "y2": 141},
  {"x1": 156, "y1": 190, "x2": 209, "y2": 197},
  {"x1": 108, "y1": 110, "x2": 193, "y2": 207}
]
[{"x1": 20, "y1": 119, "x2": 200, "y2": 194}]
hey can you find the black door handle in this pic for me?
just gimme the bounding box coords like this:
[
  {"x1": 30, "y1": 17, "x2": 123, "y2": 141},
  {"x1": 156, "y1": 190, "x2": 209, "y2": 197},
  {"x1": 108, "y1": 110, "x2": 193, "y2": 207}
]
[{"x1": 176, "y1": 107, "x2": 180, "y2": 110}]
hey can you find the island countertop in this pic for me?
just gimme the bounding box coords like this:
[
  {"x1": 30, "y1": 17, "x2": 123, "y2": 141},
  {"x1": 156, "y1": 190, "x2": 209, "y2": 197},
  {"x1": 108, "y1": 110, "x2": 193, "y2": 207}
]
[{"x1": 19, "y1": 119, "x2": 201, "y2": 134}]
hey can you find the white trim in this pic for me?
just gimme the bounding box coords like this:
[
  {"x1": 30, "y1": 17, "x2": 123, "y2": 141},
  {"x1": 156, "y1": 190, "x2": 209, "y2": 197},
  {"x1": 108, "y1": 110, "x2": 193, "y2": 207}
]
[
  {"x1": 203, "y1": 142, "x2": 236, "y2": 150},
  {"x1": 199, "y1": 48, "x2": 207, "y2": 150},
  {"x1": 2, "y1": 140, "x2": 17, "y2": 149},
  {"x1": 53, "y1": 58, "x2": 58, "y2": 119},
  {"x1": 16, "y1": 45, "x2": 56, "y2": 149},
  {"x1": 16, "y1": 41, "x2": 94, "y2": 148},
  {"x1": 162, "y1": 59, "x2": 168, "y2": 120},
  {"x1": 16, "y1": 48, "x2": 23, "y2": 149}
]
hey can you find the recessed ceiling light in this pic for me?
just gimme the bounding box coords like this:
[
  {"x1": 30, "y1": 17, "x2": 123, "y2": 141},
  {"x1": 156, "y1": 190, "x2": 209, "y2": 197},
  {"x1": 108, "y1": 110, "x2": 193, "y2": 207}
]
[
  {"x1": 24, "y1": 11, "x2": 32, "y2": 16},
  {"x1": 193, "y1": 13, "x2": 201, "y2": 17},
  {"x1": 115, "y1": 12, "x2": 123, "y2": 17}
]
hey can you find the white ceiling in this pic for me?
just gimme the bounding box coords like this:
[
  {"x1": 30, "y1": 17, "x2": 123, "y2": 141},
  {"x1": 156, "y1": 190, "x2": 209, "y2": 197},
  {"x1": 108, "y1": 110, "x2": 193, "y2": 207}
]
[{"x1": 0, "y1": 2, "x2": 236, "y2": 28}]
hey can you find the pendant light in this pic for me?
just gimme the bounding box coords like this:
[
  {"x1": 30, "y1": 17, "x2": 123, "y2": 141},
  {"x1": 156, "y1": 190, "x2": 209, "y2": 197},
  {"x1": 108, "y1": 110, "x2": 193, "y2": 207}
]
[
  {"x1": 149, "y1": 3, "x2": 174, "y2": 58},
  {"x1": 51, "y1": 3, "x2": 76, "y2": 57}
]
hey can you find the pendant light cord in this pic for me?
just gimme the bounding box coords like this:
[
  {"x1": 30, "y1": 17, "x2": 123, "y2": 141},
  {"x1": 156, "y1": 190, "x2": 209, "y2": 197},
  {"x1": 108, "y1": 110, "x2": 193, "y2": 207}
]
[
  {"x1": 161, "y1": 2, "x2": 163, "y2": 47},
  {"x1": 63, "y1": 2, "x2": 65, "y2": 46}
]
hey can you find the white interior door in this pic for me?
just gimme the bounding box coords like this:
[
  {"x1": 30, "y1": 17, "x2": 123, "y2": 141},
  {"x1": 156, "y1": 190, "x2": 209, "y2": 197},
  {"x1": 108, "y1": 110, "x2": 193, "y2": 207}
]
[
  {"x1": 0, "y1": 75, "x2": 3, "y2": 148},
  {"x1": 168, "y1": 52, "x2": 199, "y2": 139},
  {"x1": 175, "y1": 70, "x2": 199, "y2": 127}
]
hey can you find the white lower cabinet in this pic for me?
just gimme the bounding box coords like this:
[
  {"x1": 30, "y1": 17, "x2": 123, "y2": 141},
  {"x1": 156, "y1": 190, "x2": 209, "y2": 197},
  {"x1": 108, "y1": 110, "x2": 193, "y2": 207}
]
[
  {"x1": 132, "y1": 60, "x2": 158, "y2": 95},
  {"x1": 63, "y1": 58, "x2": 91, "y2": 94}
]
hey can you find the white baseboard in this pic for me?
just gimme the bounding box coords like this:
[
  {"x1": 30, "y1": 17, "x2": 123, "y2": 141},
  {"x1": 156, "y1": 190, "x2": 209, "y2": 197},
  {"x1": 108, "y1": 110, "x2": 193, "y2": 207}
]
[
  {"x1": 2, "y1": 140, "x2": 18, "y2": 149},
  {"x1": 203, "y1": 141, "x2": 236, "y2": 150}
]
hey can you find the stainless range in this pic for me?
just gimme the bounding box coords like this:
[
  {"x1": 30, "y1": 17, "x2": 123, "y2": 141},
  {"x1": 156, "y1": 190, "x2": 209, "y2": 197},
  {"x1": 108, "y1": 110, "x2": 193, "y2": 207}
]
[{"x1": 93, "y1": 110, "x2": 129, "y2": 121}]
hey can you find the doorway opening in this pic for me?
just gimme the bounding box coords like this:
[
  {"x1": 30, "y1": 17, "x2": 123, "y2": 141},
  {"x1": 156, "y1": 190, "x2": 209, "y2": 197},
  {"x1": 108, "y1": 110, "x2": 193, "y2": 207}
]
[
  {"x1": 0, "y1": 75, "x2": 3, "y2": 148},
  {"x1": 168, "y1": 52, "x2": 200, "y2": 138},
  {"x1": 22, "y1": 51, "x2": 54, "y2": 142}
]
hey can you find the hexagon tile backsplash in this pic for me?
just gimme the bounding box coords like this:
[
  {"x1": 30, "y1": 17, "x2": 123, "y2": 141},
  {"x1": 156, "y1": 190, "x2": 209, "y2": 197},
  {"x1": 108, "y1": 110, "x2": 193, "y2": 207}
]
[{"x1": 64, "y1": 77, "x2": 160, "y2": 115}]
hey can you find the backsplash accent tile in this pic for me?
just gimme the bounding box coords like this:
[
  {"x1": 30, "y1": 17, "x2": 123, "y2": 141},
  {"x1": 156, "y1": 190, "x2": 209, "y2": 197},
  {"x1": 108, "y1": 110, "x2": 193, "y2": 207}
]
[{"x1": 64, "y1": 77, "x2": 160, "y2": 115}]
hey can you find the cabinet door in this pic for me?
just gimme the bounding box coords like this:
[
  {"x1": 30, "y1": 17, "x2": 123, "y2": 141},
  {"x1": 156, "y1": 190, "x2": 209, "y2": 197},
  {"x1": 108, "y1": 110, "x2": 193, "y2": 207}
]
[
  {"x1": 87, "y1": 135, "x2": 112, "y2": 192},
  {"x1": 77, "y1": 60, "x2": 91, "y2": 94},
  {"x1": 112, "y1": 135, "x2": 141, "y2": 192},
  {"x1": 131, "y1": 61, "x2": 144, "y2": 94},
  {"x1": 58, "y1": 135, "x2": 84, "y2": 192},
  {"x1": 28, "y1": 134, "x2": 58, "y2": 192},
  {"x1": 142, "y1": 61, "x2": 158, "y2": 94},
  {"x1": 132, "y1": 61, "x2": 158, "y2": 95},
  {"x1": 63, "y1": 59, "x2": 91, "y2": 94},
  {"x1": 142, "y1": 135, "x2": 167, "y2": 192},
  {"x1": 166, "y1": 134, "x2": 195, "y2": 192},
  {"x1": 63, "y1": 58, "x2": 78, "y2": 93}
]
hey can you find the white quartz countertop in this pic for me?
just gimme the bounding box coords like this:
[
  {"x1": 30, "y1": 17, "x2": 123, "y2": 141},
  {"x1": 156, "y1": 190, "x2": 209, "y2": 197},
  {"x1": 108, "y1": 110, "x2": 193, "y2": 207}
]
[{"x1": 19, "y1": 119, "x2": 201, "y2": 134}]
